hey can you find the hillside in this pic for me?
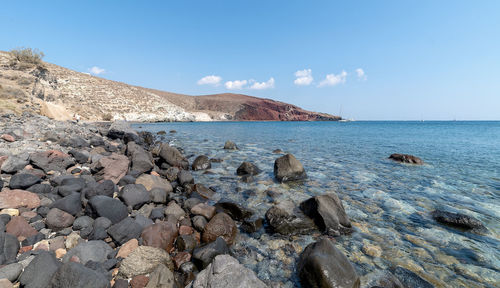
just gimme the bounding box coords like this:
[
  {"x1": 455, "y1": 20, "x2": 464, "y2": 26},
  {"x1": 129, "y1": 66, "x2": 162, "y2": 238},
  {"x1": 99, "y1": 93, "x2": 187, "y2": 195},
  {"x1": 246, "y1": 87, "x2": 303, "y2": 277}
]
[{"x1": 0, "y1": 51, "x2": 340, "y2": 121}]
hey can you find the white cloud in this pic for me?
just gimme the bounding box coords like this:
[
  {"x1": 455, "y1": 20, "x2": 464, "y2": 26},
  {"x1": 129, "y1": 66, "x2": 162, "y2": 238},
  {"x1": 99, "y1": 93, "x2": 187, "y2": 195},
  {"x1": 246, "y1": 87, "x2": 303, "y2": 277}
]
[
  {"x1": 224, "y1": 80, "x2": 247, "y2": 90},
  {"x1": 197, "y1": 75, "x2": 222, "y2": 86},
  {"x1": 318, "y1": 71, "x2": 347, "y2": 87},
  {"x1": 88, "y1": 66, "x2": 105, "y2": 75},
  {"x1": 294, "y1": 69, "x2": 313, "y2": 86},
  {"x1": 249, "y1": 77, "x2": 275, "y2": 90},
  {"x1": 356, "y1": 68, "x2": 366, "y2": 80}
]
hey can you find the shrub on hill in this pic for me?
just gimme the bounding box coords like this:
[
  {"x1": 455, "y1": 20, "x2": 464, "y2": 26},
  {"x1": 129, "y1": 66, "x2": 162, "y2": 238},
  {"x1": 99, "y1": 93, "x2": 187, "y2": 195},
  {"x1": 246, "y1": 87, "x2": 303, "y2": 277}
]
[{"x1": 9, "y1": 47, "x2": 45, "y2": 69}]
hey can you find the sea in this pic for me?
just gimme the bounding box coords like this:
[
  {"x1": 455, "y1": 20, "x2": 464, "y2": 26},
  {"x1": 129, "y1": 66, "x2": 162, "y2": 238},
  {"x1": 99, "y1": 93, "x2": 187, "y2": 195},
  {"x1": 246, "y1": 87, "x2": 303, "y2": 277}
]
[{"x1": 134, "y1": 121, "x2": 500, "y2": 287}]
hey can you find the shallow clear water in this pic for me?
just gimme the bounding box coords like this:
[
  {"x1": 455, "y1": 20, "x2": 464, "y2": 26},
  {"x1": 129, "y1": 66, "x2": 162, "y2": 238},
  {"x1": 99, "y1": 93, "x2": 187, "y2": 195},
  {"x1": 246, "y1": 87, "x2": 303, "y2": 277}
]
[{"x1": 135, "y1": 121, "x2": 500, "y2": 287}]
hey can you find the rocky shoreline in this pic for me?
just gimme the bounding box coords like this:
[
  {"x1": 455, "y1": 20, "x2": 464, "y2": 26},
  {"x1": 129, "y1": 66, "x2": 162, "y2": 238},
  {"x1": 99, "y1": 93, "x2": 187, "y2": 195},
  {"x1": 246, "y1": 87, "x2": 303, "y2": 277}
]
[{"x1": 0, "y1": 113, "x2": 486, "y2": 288}]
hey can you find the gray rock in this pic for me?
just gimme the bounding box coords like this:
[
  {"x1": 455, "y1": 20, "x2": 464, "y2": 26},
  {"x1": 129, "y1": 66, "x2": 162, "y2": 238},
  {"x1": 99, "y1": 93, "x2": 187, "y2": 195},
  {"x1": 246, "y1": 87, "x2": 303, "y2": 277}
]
[
  {"x1": 30, "y1": 150, "x2": 75, "y2": 173},
  {"x1": 0, "y1": 232, "x2": 20, "y2": 265},
  {"x1": 127, "y1": 142, "x2": 154, "y2": 174},
  {"x1": 107, "y1": 217, "x2": 143, "y2": 245},
  {"x1": 0, "y1": 263, "x2": 23, "y2": 282},
  {"x1": 192, "y1": 255, "x2": 267, "y2": 288},
  {"x1": 94, "y1": 217, "x2": 112, "y2": 229},
  {"x1": 119, "y1": 246, "x2": 173, "y2": 278},
  {"x1": 87, "y1": 196, "x2": 128, "y2": 224},
  {"x1": 62, "y1": 240, "x2": 113, "y2": 264},
  {"x1": 73, "y1": 216, "x2": 94, "y2": 231},
  {"x1": 236, "y1": 162, "x2": 261, "y2": 176},
  {"x1": 19, "y1": 251, "x2": 62, "y2": 288},
  {"x1": 177, "y1": 170, "x2": 194, "y2": 186},
  {"x1": 431, "y1": 210, "x2": 486, "y2": 232},
  {"x1": 299, "y1": 193, "x2": 352, "y2": 236},
  {"x1": 50, "y1": 193, "x2": 82, "y2": 216},
  {"x1": 49, "y1": 262, "x2": 110, "y2": 288},
  {"x1": 69, "y1": 149, "x2": 90, "y2": 164},
  {"x1": 145, "y1": 263, "x2": 176, "y2": 288},
  {"x1": 274, "y1": 153, "x2": 307, "y2": 182},
  {"x1": 27, "y1": 183, "x2": 53, "y2": 194},
  {"x1": 192, "y1": 155, "x2": 211, "y2": 171},
  {"x1": 193, "y1": 237, "x2": 230, "y2": 269},
  {"x1": 107, "y1": 121, "x2": 140, "y2": 143},
  {"x1": 1, "y1": 154, "x2": 29, "y2": 174},
  {"x1": 9, "y1": 173, "x2": 41, "y2": 190},
  {"x1": 151, "y1": 187, "x2": 167, "y2": 204},
  {"x1": 297, "y1": 238, "x2": 360, "y2": 288},
  {"x1": 265, "y1": 200, "x2": 316, "y2": 235},
  {"x1": 193, "y1": 215, "x2": 208, "y2": 232},
  {"x1": 159, "y1": 144, "x2": 189, "y2": 169},
  {"x1": 119, "y1": 184, "x2": 150, "y2": 209},
  {"x1": 134, "y1": 214, "x2": 154, "y2": 229}
]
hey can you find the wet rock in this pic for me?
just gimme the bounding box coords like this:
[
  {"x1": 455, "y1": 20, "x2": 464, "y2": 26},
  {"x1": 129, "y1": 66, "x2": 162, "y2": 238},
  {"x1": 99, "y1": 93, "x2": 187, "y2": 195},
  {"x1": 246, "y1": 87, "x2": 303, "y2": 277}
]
[
  {"x1": 87, "y1": 196, "x2": 128, "y2": 224},
  {"x1": 141, "y1": 221, "x2": 179, "y2": 251},
  {"x1": 202, "y1": 212, "x2": 237, "y2": 245},
  {"x1": 365, "y1": 270, "x2": 403, "y2": 288},
  {"x1": 108, "y1": 217, "x2": 143, "y2": 245},
  {"x1": 159, "y1": 144, "x2": 189, "y2": 170},
  {"x1": 192, "y1": 215, "x2": 208, "y2": 232},
  {"x1": 265, "y1": 200, "x2": 316, "y2": 235},
  {"x1": 46, "y1": 208, "x2": 75, "y2": 230},
  {"x1": 50, "y1": 193, "x2": 81, "y2": 216},
  {"x1": 119, "y1": 184, "x2": 150, "y2": 209},
  {"x1": 20, "y1": 251, "x2": 62, "y2": 288},
  {"x1": 119, "y1": 246, "x2": 173, "y2": 278},
  {"x1": 145, "y1": 263, "x2": 176, "y2": 288},
  {"x1": 192, "y1": 184, "x2": 214, "y2": 200},
  {"x1": 127, "y1": 142, "x2": 154, "y2": 174},
  {"x1": 274, "y1": 153, "x2": 307, "y2": 182},
  {"x1": 136, "y1": 174, "x2": 173, "y2": 193},
  {"x1": 63, "y1": 240, "x2": 113, "y2": 264},
  {"x1": 178, "y1": 170, "x2": 194, "y2": 186},
  {"x1": 389, "y1": 154, "x2": 423, "y2": 165},
  {"x1": 5, "y1": 216, "x2": 38, "y2": 239},
  {"x1": 215, "y1": 201, "x2": 253, "y2": 221},
  {"x1": 241, "y1": 216, "x2": 264, "y2": 233},
  {"x1": 92, "y1": 153, "x2": 129, "y2": 184},
  {"x1": 431, "y1": 210, "x2": 486, "y2": 231},
  {"x1": 298, "y1": 238, "x2": 360, "y2": 288},
  {"x1": 8, "y1": 173, "x2": 41, "y2": 190},
  {"x1": 0, "y1": 263, "x2": 23, "y2": 282},
  {"x1": 192, "y1": 155, "x2": 211, "y2": 171},
  {"x1": 30, "y1": 150, "x2": 75, "y2": 173},
  {"x1": 50, "y1": 261, "x2": 109, "y2": 288},
  {"x1": 223, "y1": 141, "x2": 238, "y2": 150},
  {"x1": 191, "y1": 203, "x2": 216, "y2": 220},
  {"x1": 192, "y1": 255, "x2": 267, "y2": 288},
  {"x1": 193, "y1": 237, "x2": 230, "y2": 269},
  {"x1": 391, "y1": 266, "x2": 434, "y2": 288},
  {"x1": 0, "y1": 232, "x2": 19, "y2": 265},
  {"x1": 0, "y1": 189, "x2": 40, "y2": 209},
  {"x1": 1, "y1": 154, "x2": 29, "y2": 174},
  {"x1": 236, "y1": 162, "x2": 261, "y2": 176},
  {"x1": 299, "y1": 193, "x2": 352, "y2": 236}
]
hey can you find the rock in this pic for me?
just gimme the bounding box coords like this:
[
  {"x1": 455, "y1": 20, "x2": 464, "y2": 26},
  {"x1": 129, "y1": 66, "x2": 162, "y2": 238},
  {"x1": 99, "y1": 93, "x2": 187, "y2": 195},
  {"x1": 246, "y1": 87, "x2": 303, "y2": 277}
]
[
  {"x1": 108, "y1": 217, "x2": 143, "y2": 245},
  {"x1": 0, "y1": 134, "x2": 15, "y2": 142},
  {"x1": 119, "y1": 246, "x2": 173, "y2": 278},
  {"x1": 108, "y1": 121, "x2": 140, "y2": 143},
  {"x1": 0, "y1": 209, "x2": 18, "y2": 217},
  {"x1": 164, "y1": 167, "x2": 179, "y2": 182},
  {"x1": 63, "y1": 240, "x2": 113, "y2": 264},
  {"x1": 0, "y1": 263, "x2": 23, "y2": 282},
  {"x1": 131, "y1": 275, "x2": 149, "y2": 288},
  {"x1": 202, "y1": 213, "x2": 237, "y2": 245},
  {"x1": 236, "y1": 162, "x2": 261, "y2": 176},
  {"x1": 117, "y1": 238, "x2": 139, "y2": 258},
  {"x1": 164, "y1": 201, "x2": 185, "y2": 220},
  {"x1": 127, "y1": 142, "x2": 154, "y2": 174},
  {"x1": 0, "y1": 189, "x2": 40, "y2": 209},
  {"x1": 389, "y1": 154, "x2": 423, "y2": 165},
  {"x1": 299, "y1": 193, "x2": 352, "y2": 236},
  {"x1": 141, "y1": 221, "x2": 179, "y2": 251},
  {"x1": 30, "y1": 150, "x2": 75, "y2": 173},
  {"x1": 87, "y1": 196, "x2": 128, "y2": 224},
  {"x1": 145, "y1": 263, "x2": 176, "y2": 288},
  {"x1": 49, "y1": 262, "x2": 110, "y2": 288},
  {"x1": 223, "y1": 141, "x2": 238, "y2": 150},
  {"x1": 191, "y1": 203, "x2": 216, "y2": 220},
  {"x1": 69, "y1": 149, "x2": 90, "y2": 164},
  {"x1": 365, "y1": 271, "x2": 403, "y2": 288},
  {"x1": 159, "y1": 144, "x2": 189, "y2": 169},
  {"x1": 1, "y1": 154, "x2": 29, "y2": 174},
  {"x1": 192, "y1": 184, "x2": 214, "y2": 199},
  {"x1": 265, "y1": 200, "x2": 316, "y2": 235},
  {"x1": 136, "y1": 174, "x2": 173, "y2": 193},
  {"x1": 173, "y1": 251, "x2": 191, "y2": 270},
  {"x1": 92, "y1": 153, "x2": 129, "y2": 184},
  {"x1": 192, "y1": 255, "x2": 267, "y2": 288},
  {"x1": 184, "y1": 198, "x2": 202, "y2": 211},
  {"x1": 0, "y1": 279, "x2": 12, "y2": 288},
  {"x1": 391, "y1": 266, "x2": 434, "y2": 288},
  {"x1": 298, "y1": 238, "x2": 360, "y2": 288},
  {"x1": 176, "y1": 234, "x2": 197, "y2": 253},
  {"x1": 65, "y1": 232, "x2": 82, "y2": 249},
  {"x1": 150, "y1": 208, "x2": 165, "y2": 221},
  {"x1": 193, "y1": 237, "x2": 230, "y2": 269},
  {"x1": 8, "y1": 173, "x2": 41, "y2": 190},
  {"x1": 5, "y1": 216, "x2": 38, "y2": 239},
  {"x1": 192, "y1": 216, "x2": 208, "y2": 232},
  {"x1": 151, "y1": 188, "x2": 168, "y2": 204},
  {"x1": 215, "y1": 201, "x2": 253, "y2": 221},
  {"x1": 50, "y1": 193, "x2": 82, "y2": 216},
  {"x1": 119, "y1": 184, "x2": 150, "y2": 209},
  {"x1": 27, "y1": 183, "x2": 53, "y2": 194},
  {"x1": 0, "y1": 232, "x2": 19, "y2": 265},
  {"x1": 274, "y1": 153, "x2": 307, "y2": 182},
  {"x1": 192, "y1": 156, "x2": 211, "y2": 171},
  {"x1": 431, "y1": 210, "x2": 486, "y2": 231},
  {"x1": 118, "y1": 175, "x2": 136, "y2": 186},
  {"x1": 241, "y1": 216, "x2": 264, "y2": 233},
  {"x1": 46, "y1": 208, "x2": 75, "y2": 230},
  {"x1": 73, "y1": 216, "x2": 94, "y2": 230},
  {"x1": 20, "y1": 251, "x2": 62, "y2": 288},
  {"x1": 83, "y1": 180, "x2": 116, "y2": 199},
  {"x1": 177, "y1": 170, "x2": 194, "y2": 186}
]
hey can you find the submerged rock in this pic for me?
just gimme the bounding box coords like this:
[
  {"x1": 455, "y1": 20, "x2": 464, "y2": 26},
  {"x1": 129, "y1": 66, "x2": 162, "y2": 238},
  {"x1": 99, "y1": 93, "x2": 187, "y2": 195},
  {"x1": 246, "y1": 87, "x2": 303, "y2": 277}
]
[
  {"x1": 274, "y1": 153, "x2": 307, "y2": 182},
  {"x1": 298, "y1": 238, "x2": 360, "y2": 288},
  {"x1": 192, "y1": 155, "x2": 211, "y2": 171},
  {"x1": 431, "y1": 210, "x2": 486, "y2": 231},
  {"x1": 236, "y1": 161, "x2": 261, "y2": 176},
  {"x1": 391, "y1": 266, "x2": 434, "y2": 288},
  {"x1": 299, "y1": 193, "x2": 352, "y2": 236},
  {"x1": 265, "y1": 200, "x2": 316, "y2": 235},
  {"x1": 389, "y1": 154, "x2": 423, "y2": 165}
]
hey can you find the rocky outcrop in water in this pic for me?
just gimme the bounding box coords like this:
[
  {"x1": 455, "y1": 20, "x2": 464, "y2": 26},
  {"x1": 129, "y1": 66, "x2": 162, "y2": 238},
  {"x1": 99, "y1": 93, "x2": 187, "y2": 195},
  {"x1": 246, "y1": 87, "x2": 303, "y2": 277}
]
[
  {"x1": 273, "y1": 153, "x2": 307, "y2": 182},
  {"x1": 388, "y1": 153, "x2": 423, "y2": 165},
  {"x1": 431, "y1": 210, "x2": 486, "y2": 232},
  {"x1": 299, "y1": 193, "x2": 352, "y2": 236}
]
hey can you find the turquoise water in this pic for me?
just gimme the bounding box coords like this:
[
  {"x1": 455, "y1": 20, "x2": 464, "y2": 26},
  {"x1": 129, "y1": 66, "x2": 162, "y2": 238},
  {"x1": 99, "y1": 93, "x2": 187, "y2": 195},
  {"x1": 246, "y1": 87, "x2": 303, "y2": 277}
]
[{"x1": 135, "y1": 121, "x2": 500, "y2": 287}]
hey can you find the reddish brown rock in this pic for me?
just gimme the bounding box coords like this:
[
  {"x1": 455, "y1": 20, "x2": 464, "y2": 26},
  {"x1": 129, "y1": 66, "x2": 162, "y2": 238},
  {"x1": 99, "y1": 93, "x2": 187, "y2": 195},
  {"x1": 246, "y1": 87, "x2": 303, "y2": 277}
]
[
  {"x1": 191, "y1": 203, "x2": 216, "y2": 220},
  {"x1": 179, "y1": 225, "x2": 194, "y2": 235},
  {"x1": 30, "y1": 150, "x2": 75, "y2": 173},
  {"x1": 130, "y1": 275, "x2": 149, "y2": 288},
  {"x1": 0, "y1": 189, "x2": 40, "y2": 209},
  {"x1": 117, "y1": 239, "x2": 139, "y2": 258},
  {"x1": 141, "y1": 221, "x2": 178, "y2": 252},
  {"x1": 1, "y1": 134, "x2": 15, "y2": 142},
  {"x1": 173, "y1": 251, "x2": 191, "y2": 269},
  {"x1": 202, "y1": 212, "x2": 237, "y2": 245},
  {"x1": 92, "y1": 153, "x2": 129, "y2": 184},
  {"x1": 46, "y1": 208, "x2": 75, "y2": 230},
  {"x1": 19, "y1": 245, "x2": 33, "y2": 253},
  {"x1": 20, "y1": 211, "x2": 38, "y2": 221},
  {"x1": 6, "y1": 216, "x2": 38, "y2": 240}
]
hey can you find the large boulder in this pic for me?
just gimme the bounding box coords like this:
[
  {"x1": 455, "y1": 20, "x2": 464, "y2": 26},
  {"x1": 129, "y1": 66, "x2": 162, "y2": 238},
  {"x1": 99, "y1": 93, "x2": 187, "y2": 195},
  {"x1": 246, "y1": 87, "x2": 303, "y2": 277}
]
[
  {"x1": 236, "y1": 162, "x2": 261, "y2": 176},
  {"x1": 107, "y1": 217, "x2": 143, "y2": 245},
  {"x1": 0, "y1": 232, "x2": 20, "y2": 265},
  {"x1": 49, "y1": 262, "x2": 109, "y2": 288},
  {"x1": 119, "y1": 246, "x2": 173, "y2": 278},
  {"x1": 192, "y1": 255, "x2": 267, "y2": 288},
  {"x1": 159, "y1": 144, "x2": 189, "y2": 169},
  {"x1": 274, "y1": 154, "x2": 307, "y2": 182},
  {"x1": 431, "y1": 210, "x2": 486, "y2": 231},
  {"x1": 127, "y1": 142, "x2": 154, "y2": 174},
  {"x1": 107, "y1": 121, "x2": 140, "y2": 143},
  {"x1": 141, "y1": 221, "x2": 179, "y2": 251},
  {"x1": 87, "y1": 196, "x2": 128, "y2": 224},
  {"x1": 119, "y1": 184, "x2": 150, "y2": 209},
  {"x1": 265, "y1": 200, "x2": 316, "y2": 235},
  {"x1": 389, "y1": 154, "x2": 423, "y2": 165},
  {"x1": 30, "y1": 150, "x2": 75, "y2": 173},
  {"x1": 298, "y1": 238, "x2": 360, "y2": 288},
  {"x1": 19, "y1": 251, "x2": 62, "y2": 288},
  {"x1": 214, "y1": 201, "x2": 253, "y2": 221},
  {"x1": 8, "y1": 173, "x2": 41, "y2": 190},
  {"x1": 299, "y1": 193, "x2": 352, "y2": 236},
  {"x1": 92, "y1": 153, "x2": 129, "y2": 184},
  {"x1": 192, "y1": 155, "x2": 211, "y2": 171},
  {"x1": 136, "y1": 174, "x2": 173, "y2": 193},
  {"x1": 202, "y1": 213, "x2": 237, "y2": 245},
  {"x1": 0, "y1": 189, "x2": 40, "y2": 209}
]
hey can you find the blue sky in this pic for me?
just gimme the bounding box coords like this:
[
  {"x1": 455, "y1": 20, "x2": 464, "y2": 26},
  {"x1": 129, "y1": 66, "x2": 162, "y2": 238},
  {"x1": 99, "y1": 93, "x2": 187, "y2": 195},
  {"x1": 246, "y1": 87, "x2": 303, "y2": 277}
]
[{"x1": 1, "y1": 1, "x2": 499, "y2": 120}]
